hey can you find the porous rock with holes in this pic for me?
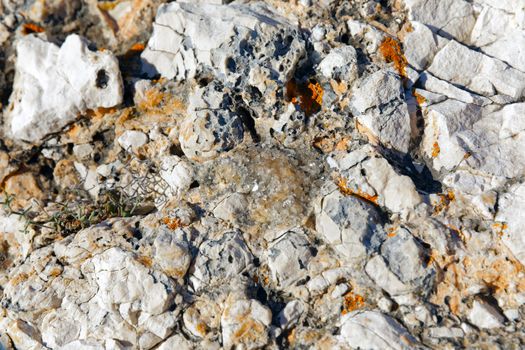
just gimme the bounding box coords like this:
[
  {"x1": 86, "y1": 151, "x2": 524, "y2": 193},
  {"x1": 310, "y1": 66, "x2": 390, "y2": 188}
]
[{"x1": 1, "y1": 0, "x2": 525, "y2": 349}]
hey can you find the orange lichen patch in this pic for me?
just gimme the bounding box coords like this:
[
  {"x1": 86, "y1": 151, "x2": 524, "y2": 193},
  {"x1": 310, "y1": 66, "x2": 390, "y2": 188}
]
[
  {"x1": 341, "y1": 291, "x2": 365, "y2": 315},
  {"x1": 330, "y1": 79, "x2": 348, "y2": 95},
  {"x1": 379, "y1": 37, "x2": 408, "y2": 78},
  {"x1": 162, "y1": 217, "x2": 183, "y2": 230},
  {"x1": 493, "y1": 222, "x2": 508, "y2": 238},
  {"x1": 412, "y1": 89, "x2": 426, "y2": 106},
  {"x1": 130, "y1": 43, "x2": 145, "y2": 52},
  {"x1": 286, "y1": 79, "x2": 323, "y2": 116},
  {"x1": 124, "y1": 43, "x2": 146, "y2": 58},
  {"x1": 335, "y1": 137, "x2": 352, "y2": 151},
  {"x1": 49, "y1": 267, "x2": 63, "y2": 277},
  {"x1": 85, "y1": 107, "x2": 118, "y2": 120},
  {"x1": 286, "y1": 328, "x2": 296, "y2": 345},
  {"x1": 233, "y1": 319, "x2": 265, "y2": 343},
  {"x1": 337, "y1": 177, "x2": 379, "y2": 205},
  {"x1": 136, "y1": 86, "x2": 185, "y2": 115},
  {"x1": 386, "y1": 226, "x2": 397, "y2": 238},
  {"x1": 432, "y1": 190, "x2": 455, "y2": 215},
  {"x1": 22, "y1": 23, "x2": 45, "y2": 35},
  {"x1": 431, "y1": 142, "x2": 440, "y2": 158},
  {"x1": 136, "y1": 255, "x2": 153, "y2": 268},
  {"x1": 10, "y1": 272, "x2": 29, "y2": 286},
  {"x1": 313, "y1": 136, "x2": 351, "y2": 153},
  {"x1": 196, "y1": 322, "x2": 209, "y2": 336},
  {"x1": 66, "y1": 124, "x2": 82, "y2": 139}
]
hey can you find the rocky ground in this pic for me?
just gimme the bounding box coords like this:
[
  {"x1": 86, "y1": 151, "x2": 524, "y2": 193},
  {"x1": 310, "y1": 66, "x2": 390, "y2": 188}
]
[{"x1": 0, "y1": 0, "x2": 524, "y2": 349}]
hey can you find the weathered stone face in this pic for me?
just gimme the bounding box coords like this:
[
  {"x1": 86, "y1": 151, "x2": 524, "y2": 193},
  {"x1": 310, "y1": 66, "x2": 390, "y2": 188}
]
[{"x1": 2, "y1": 0, "x2": 525, "y2": 349}]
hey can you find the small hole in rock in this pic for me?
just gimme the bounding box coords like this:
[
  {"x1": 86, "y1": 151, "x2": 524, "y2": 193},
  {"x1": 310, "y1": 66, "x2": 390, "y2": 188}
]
[{"x1": 96, "y1": 69, "x2": 109, "y2": 89}]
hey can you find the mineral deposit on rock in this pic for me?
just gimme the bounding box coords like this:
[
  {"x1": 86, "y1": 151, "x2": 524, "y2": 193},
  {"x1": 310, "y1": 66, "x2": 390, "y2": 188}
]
[{"x1": 1, "y1": 0, "x2": 525, "y2": 349}]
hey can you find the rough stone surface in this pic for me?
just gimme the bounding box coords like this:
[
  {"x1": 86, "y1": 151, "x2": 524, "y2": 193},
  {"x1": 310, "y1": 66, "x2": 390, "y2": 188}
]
[
  {"x1": 6, "y1": 34, "x2": 123, "y2": 143},
  {"x1": 1, "y1": 0, "x2": 525, "y2": 349}
]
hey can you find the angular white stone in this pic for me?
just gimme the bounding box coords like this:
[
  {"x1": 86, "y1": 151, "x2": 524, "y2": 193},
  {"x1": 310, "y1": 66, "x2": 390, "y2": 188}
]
[
  {"x1": 6, "y1": 34, "x2": 123, "y2": 143},
  {"x1": 141, "y1": 1, "x2": 301, "y2": 82},
  {"x1": 402, "y1": 21, "x2": 439, "y2": 71},
  {"x1": 351, "y1": 69, "x2": 411, "y2": 152},
  {"x1": 496, "y1": 182, "x2": 525, "y2": 266},
  {"x1": 159, "y1": 156, "x2": 194, "y2": 195},
  {"x1": 318, "y1": 45, "x2": 358, "y2": 82},
  {"x1": 339, "y1": 311, "x2": 422, "y2": 350},
  {"x1": 468, "y1": 300, "x2": 505, "y2": 329},
  {"x1": 428, "y1": 40, "x2": 525, "y2": 99},
  {"x1": 403, "y1": 0, "x2": 475, "y2": 43},
  {"x1": 117, "y1": 130, "x2": 148, "y2": 151},
  {"x1": 267, "y1": 229, "x2": 313, "y2": 288},
  {"x1": 221, "y1": 293, "x2": 272, "y2": 350}
]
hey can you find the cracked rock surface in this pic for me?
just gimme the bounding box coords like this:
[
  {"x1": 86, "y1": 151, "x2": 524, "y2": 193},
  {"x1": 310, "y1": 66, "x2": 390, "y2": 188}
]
[{"x1": 1, "y1": 0, "x2": 525, "y2": 349}]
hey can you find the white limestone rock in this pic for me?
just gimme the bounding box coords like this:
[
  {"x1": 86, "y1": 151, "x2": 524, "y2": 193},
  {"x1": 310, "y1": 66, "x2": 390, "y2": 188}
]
[
  {"x1": 277, "y1": 300, "x2": 306, "y2": 330},
  {"x1": 153, "y1": 228, "x2": 191, "y2": 279},
  {"x1": 403, "y1": 0, "x2": 475, "y2": 43},
  {"x1": 402, "y1": 21, "x2": 439, "y2": 71},
  {"x1": 117, "y1": 130, "x2": 149, "y2": 151},
  {"x1": 190, "y1": 231, "x2": 254, "y2": 292},
  {"x1": 339, "y1": 311, "x2": 423, "y2": 350},
  {"x1": 6, "y1": 34, "x2": 123, "y2": 143},
  {"x1": 318, "y1": 45, "x2": 358, "y2": 82},
  {"x1": 421, "y1": 99, "x2": 482, "y2": 172},
  {"x1": 316, "y1": 190, "x2": 386, "y2": 262},
  {"x1": 267, "y1": 229, "x2": 313, "y2": 288},
  {"x1": 468, "y1": 300, "x2": 506, "y2": 329},
  {"x1": 379, "y1": 227, "x2": 435, "y2": 294},
  {"x1": 159, "y1": 156, "x2": 194, "y2": 195},
  {"x1": 350, "y1": 69, "x2": 411, "y2": 152},
  {"x1": 427, "y1": 40, "x2": 525, "y2": 99},
  {"x1": 221, "y1": 292, "x2": 272, "y2": 350},
  {"x1": 87, "y1": 247, "x2": 176, "y2": 315},
  {"x1": 496, "y1": 182, "x2": 525, "y2": 266},
  {"x1": 458, "y1": 103, "x2": 525, "y2": 179},
  {"x1": 328, "y1": 146, "x2": 422, "y2": 214},
  {"x1": 141, "y1": 1, "x2": 304, "y2": 84}
]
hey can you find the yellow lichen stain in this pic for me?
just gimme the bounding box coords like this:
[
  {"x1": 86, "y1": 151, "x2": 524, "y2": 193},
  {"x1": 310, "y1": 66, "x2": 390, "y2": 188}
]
[
  {"x1": 49, "y1": 267, "x2": 62, "y2": 277},
  {"x1": 196, "y1": 322, "x2": 208, "y2": 336},
  {"x1": 286, "y1": 79, "x2": 323, "y2": 116},
  {"x1": 97, "y1": 1, "x2": 120, "y2": 12},
  {"x1": 233, "y1": 319, "x2": 265, "y2": 343},
  {"x1": 493, "y1": 222, "x2": 508, "y2": 238},
  {"x1": 22, "y1": 23, "x2": 45, "y2": 35},
  {"x1": 85, "y1": 107, "x2": 118, "y2": 120},
  {"x1": 162, "y1": 217, "x2": 183, "y2": 230},
  {"x1": 313, "y1": 136, "x2": 351, "y2": 153},
  {"x1": 341, "y1": 291, "x2": 365, "y2": 315},
  {"x1": 286, "y1": 327, "x2": 296, "y2": 346},
  {"x1": 433, "y1": 190, "x2": 455, "y2": 215},
  {"x1": 10, "y1": 272, "x2": 29, "y2": 286},
  {"x1": 136, "y1": 85, "x2": 185, "y2": 115},
  {"x1": 337, "y1": 177, "x2": 379, "y2": 205},
  {"x1": 330, "y1": 79, "x2": 348, "y2": 95},
  {"x1": 431, "y1": 142, "x2": 440, "y2": 158},
  {"x1": 379, "y1": 37, "x2": 408, "y2": 78},
  {"x1": 136, "y1": 255, "x2": 153, "y2": 268}
]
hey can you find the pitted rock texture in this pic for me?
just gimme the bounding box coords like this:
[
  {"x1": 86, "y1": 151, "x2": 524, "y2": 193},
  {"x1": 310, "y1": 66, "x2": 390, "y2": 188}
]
[{"x1": 1, "y1": 0, "x2": 525, "y2": 349}]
